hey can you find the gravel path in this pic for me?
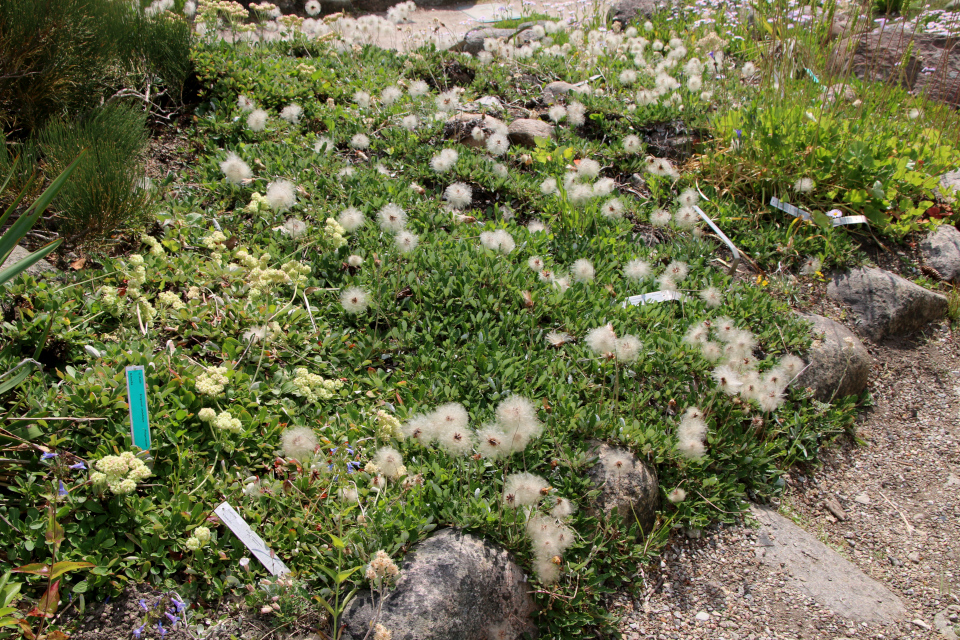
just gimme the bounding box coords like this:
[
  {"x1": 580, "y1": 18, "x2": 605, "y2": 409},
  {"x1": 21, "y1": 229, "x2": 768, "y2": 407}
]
[{"x1": 611, "y1": 320, "x2": 960, "y2": 639}]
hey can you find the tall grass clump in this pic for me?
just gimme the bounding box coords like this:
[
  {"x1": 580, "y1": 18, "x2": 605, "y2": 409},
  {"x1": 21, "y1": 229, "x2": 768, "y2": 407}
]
[
  {"x1": 691, "y1": 0, "x2": 960, "y2": 240},
  {"x1": 39, "y1": 103, "x2": 154, "y2": 245},
  {"x1": 0, "y1": 0, "x2": 192, "y2": 136}
]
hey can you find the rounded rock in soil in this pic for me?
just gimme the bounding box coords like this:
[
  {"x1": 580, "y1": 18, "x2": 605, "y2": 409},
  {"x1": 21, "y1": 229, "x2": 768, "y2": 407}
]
[
  {"x1": 920, "y1": 224, "x2": 960, "y2": 283},
  {"x1": 795, "y1": 313, "x2": 872, "y2": 401},
  {"x1": 585, "y1": 441, "x2": 658, "y2": 534},
  {"x1": 341, "y1": 528, "x2": 537, "y2": 640}
]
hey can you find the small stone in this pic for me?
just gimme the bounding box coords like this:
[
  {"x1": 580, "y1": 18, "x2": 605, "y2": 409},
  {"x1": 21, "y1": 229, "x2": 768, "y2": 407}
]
[
  {"x1": 507, "y1": 118, "x2": 555, "y2": 147},
  {"x1": 947, "y1": 473, "x2": 960, "y2": 488},
  {"x1": 854, "y1": 492, "x2": 870, "y2": 505},
  {"x1": 796, "y1": 313, "x2": 872, "y2": 400},
  {"x1": 912, "y1": 619, "x2": 932, "y2": 630},
  {"x1": 823, "y1": 497, "x2": 848, "y2": 521},
  {"x1": 542, "y1": 80, "x2": 579, "y2": 104},
  {"x1": 907, "y1": 551, "x2": 921, "y2": 563},
  {"x1": 888, "y1": 555, "x2": 903, "y2": 567},
  {"x1": 696, "y1": 611, "x2": 711, "y2": 621},
  {"x1": 921, "y1": 224, "x2": 960, "y2": 282},
  {"x1": 0, "y1": 245, "x2": 57, "y2": 277}
]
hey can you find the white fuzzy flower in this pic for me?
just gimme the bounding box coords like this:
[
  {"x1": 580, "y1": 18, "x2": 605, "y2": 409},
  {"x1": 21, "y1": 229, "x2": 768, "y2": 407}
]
[
  {"x1": 408, "y1": 80, "x2": 430, "y2": 97},
  {"x1": 401, "y1": 115, "x2": 418, "y2": 131},
  {"x1": 548, "y1": 105, "x2": 567, "y2": 122},
  {"x1": 378, "y1": 203, "x2": 407, "y2": 232},
  {"x1": 479, "y1": 229, "x2": 515, "y2": 254},
  {"x1": 305, "y1": 0, "x2": 321, "y2": 14},
  {"x1": 444, "y1": 182, "x2": 472, "y2": 209},
  {"x1": 623, "y1": 134, "x2": 642, "y2": 154},
  {"x1": 314, "y1": 136, "x2": 334, "y2": 153},
  {"x1": 265, "y1": 180, "x2": 296, "y2": 211},
  {"x1": 247, "y1": 109, "x2": 268, "y2": 132},
  {"x1": 567, "y1": 102, "x2": 585, "y2": 126},
  {"x1": 280, "y1": 104, "x2": 303, "y2": 124},
  {"x1": 431, "y1": 148, "x2": 459, "y2": 173},
  {"x1": 540, "y1": 177, "x2": 558, "y2": 195},
  {"x1": 353, "y1": 91, "x2": 371, "y2": 108},
  {"x1": 220, "y1": 152, "x2": 251, "y2": 185},
  {"x1": 341, "y1": 286, "x2": 371, "y2": 313},
  {"x1": 381, "y1": 86, "x2": 402, "y2": 106},
  {"x1": 586, "y1": 323, "x2": 618, "y2": 356},
  {"x1": 237, "y1": 95, "x2": 256, "y2": 112},
  {"x1": 577, "y1": 158, "x2": 601, "y2": 179},
  {"x1": 338, "y1": 207, "x2": 365, "y2": 233},
  {"x1": 395, "y1": 230, "x2": 419, "y2": 254},
  {"x1": 350, "y1": 133, "x2": 370, "y2": 149},
  {"x1": 281, "y1": 426, "x2": 318, "y2": 461},
  {"x1": 486, "y1": 133, "x2": 509, "y2": 156},
  {"x1": 570, "y1": 258, "x2": 595, "y2": 283}
]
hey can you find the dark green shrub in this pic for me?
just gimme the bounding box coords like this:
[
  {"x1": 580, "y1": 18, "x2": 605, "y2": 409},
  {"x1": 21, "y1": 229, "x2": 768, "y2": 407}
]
[
  {"x1": 0, "y1": 0, "x2": 192, "y2": 136},
  {"x1": 38, "y1": 103, "x2": 154, "y2": 246}
]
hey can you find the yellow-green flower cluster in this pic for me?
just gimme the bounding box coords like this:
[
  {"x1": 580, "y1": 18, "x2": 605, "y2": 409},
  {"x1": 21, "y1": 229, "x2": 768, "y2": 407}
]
[
  {"x1": 185, "y1": 525, "x2": 211, "y2": 552},
  {"x1": 198, "y1": 407, "x2": 241, "y2": 431},
  {"x1": 321, "y1": 218, "x2": 347, "y2": 252},
  {"x1": 281, "y1": 260, "x2": 310, "y2": 288},
  {"x1": 157, "y1": 291, "x2": 185, "y2": 310},
  {"x1": 244, "y1": 192, "x2": 270, "y2": 215},
  {"x1": 376, "y1": 410, "x2": 402, "y2": 439},
  {"x1": 197, "y1": 0, "x2": 249, "y2": 24},
  {"x1": 196, "y1": 366, "x2": 229, "y2": 396},
  {"x1": 291, "y1": 367, "x2": 343, "y2": 404},
  {"x1": 202, "y1": 230, "x2": 227, "y2": 250},
  {"x1": 296, "y1": 63, "x2": 317, "y2": 75},
  {"x1": 100, "y1": 254, "x2": 156, "y2": 325},
  {"x1": 141, "y1": 234, "x2": 165, "y2": 256},
  {"x1": 91, "y1": 451, "x2": 152, "y2": 496}
]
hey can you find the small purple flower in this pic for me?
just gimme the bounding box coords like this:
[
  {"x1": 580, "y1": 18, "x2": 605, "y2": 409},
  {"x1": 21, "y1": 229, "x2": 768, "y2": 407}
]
[
  {"x1": 708, "y1": 51, "x2": 715, "y2": 59},
  {"x1": 735, "y1": 129, "x2": 742, "y2": 138},
  {"x1": 164, "y1": 611, "x2": 179, "y2": 626},
  {"x1": 133, "y1": 625, "x2": 145, "y2": 639},
  {"x1": 41, "y1": 452, "x2": 58, "y2": 460},
  {"x1": 69, "y1": 461, "x2": 87, "y2": 470},
  {"x1": 58, "y1": 480, "x2": 68, "y2": 497},
  {"x1": 171, "y1": 597, "x2": 186, "y2": 614},
  {"x1": 138, "y1": 598, "x2": 148, "y2": 611},
  {"x1": 158, "y1": 621, "x2": 167, "y2": 637}
]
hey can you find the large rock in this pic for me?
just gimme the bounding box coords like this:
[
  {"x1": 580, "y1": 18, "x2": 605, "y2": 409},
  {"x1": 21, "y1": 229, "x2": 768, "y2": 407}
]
[
  {"x1": 342, "y1": 529, "x2": 537, "y2": 640},
  {"x1": 507, "y1": 119, "x2": 554, "y2": 147},
  {"x1": 1, "y1": 245, "x2": 57, "y2": 278},
  {"x1": 608, "y1": 0, "x2": 670, "y2": 25},
  {"x1": 443, "y1": 112, "x2": 506, "y2": 149},
  {"x1": 450, "y1": 27, "x2": 522, "y2": 54},
  {"x1": 586, "y1": 442, "x2": 658, "y2": 533},
  {"x1": 796, "y1": 313, "x2": 872, "y2": 401},
  {"x1": 830, "y1": 20, "x2": 960, "y2": 107},
  {"x1": 921, "y1": 224, "x2": 960, "y2": 282},
  {"x1": 826, "y1": 267, "x2": 949, "y2": 341},
  {"x1": 542, "y1": 81, "x2": 578, "y2": 104},
  {"x1": 750, "y1": 504, "x2": 907, "y2": 624},
  {"x1": 938, "y1": 169, "x2": 960, "y2": 202}
]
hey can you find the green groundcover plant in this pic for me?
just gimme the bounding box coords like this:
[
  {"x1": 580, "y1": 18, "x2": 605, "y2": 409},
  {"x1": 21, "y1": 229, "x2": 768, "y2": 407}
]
[{"x1": 4, "y1": 0, "x2": 929, "y2": 635}]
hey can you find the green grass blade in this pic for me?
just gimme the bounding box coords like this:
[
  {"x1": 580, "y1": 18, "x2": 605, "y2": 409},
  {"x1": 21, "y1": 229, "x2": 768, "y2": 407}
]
[{"x1": 0, "y1": 238, "x2": 61, "y2": 287}]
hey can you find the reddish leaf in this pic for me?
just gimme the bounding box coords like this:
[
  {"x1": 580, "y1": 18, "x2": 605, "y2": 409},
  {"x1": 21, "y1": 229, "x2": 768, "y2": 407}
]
[
  {"x1": 34, "y1": 580, "x2": 60, "y2": 618},
  {"x1": 13, "y1": 563, "x2": 51, "y2": 576},
  {"x1": 46, "y1": 561, "x2": 94, "y2": 581}
]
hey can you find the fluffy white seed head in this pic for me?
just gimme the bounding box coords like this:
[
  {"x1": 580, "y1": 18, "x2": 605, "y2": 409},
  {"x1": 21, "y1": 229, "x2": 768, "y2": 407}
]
[
  {"x1": 338, "y1": 207, "x2": 365, "y2": 233},
  {"x1": 444, "y1": 182, "x2": 472, "y2": 209},
  {"x1": 340, "y1": 286, "x2": 370, "y2": 313},
  {"x1": 571, "y1": 258, "x2": 595, "y2": 283},
  {"x1": 265, "y1": 179, "x2": 296, "y2": 211},
  {"x1": 247, "y1": 109, "x2": 268, "y2": 132},
  {"x1": 378, "y1": 203, "x2": 407, "y2": 232},
  {"x1": 220, "y1": 152, "x2": 252, "y2": 184},
  {"x1": 586, "y1": 323, "x2": 618, "y2": 356}
]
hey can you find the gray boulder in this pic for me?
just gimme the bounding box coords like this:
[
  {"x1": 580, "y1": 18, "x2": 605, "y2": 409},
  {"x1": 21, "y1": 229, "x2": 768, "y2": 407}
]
[
  {"x1": 938, "y1": 169, "x2": 960, "y2": 203},
  {"x1": 608, "y1": 0, "x2": 669, "y2": 25},
  {"x1": 826, "y1": 267, "x2": 949, "y2": 341},
  {"x1": 443, "y1": 113, "x2": 507, "y2": 149},
  {"x1": 507, "y1": 119, "x2": 554, "y2": 147},
  {"x1": 1, "y1": 245, "x2": 57, "y2": 278},
  {"x1": 796, "y1": 314, "x2": 872, "y2": 401},
  {"x1": 542, "y1": 81, "x2": 579, "y2": 104},
  {"x1": 921, "y1": 224, "x2": 960, "y2": 282},
  {"x1": 450, "y1": 27, "x2": 522, "y2": 54},
  {"x1": 830, "y1": 20, "x2": 960, "y2": 107},
  {"x1": 342, "y1": 529, "x2": 537, "y2": 640},
  {"x1": 586, "y1": 442, "x2": 658, "y2": 533}
]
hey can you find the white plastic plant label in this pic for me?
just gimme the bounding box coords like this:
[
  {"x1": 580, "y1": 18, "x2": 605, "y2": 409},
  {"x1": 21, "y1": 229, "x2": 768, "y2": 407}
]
[
  {"x1": 214, "y1": 502, "x2": 290, "y2": 576},
  {"x1": 622, "y1": 291, "x2": 685, "y2": 307}
]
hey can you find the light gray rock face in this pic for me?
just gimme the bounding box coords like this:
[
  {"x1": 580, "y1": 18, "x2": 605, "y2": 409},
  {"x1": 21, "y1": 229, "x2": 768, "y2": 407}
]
[
  {"x1": 586, "y1": 442, "x2": 658, "y2": 533},
  {"x1": 939, "y1": 169, "x2": 960, "y2": 202},
  {"x1": 542, "y1": 81, "x2": 578, "y2": 104},
  {"x1": 830, "y1": 19, "x2": 960, "y2": 107},
  {"x1": 507, "y1": 118, "x2": 554, "y2": 147},
  {"x1": 607, "y1": 0, "x2": 669, "y2": 25},
  {"x1": 826, "y1": 267, "x2": 948, "y2": 341},
  {"x1": 342, "y1": 529, "x2": 537, "y2": 640},
  {"x1": 921, "y1": 224, "x2": 960, "y2": 282},
  {"x1": 450, "y1": 27, "x2": 522, "y2": 54},
  {"x1": 750, "y1": 504, "x2": 907, "y2": 624},
  {"x1": 443, "y1": 113, "x2": 506, "y2": 149},
  {"x1": 796, "y1": 313, "x2": 872, "y2": 401},
  {"x1": 1, "y1": 245, "x2": 57, "y2": 277}
]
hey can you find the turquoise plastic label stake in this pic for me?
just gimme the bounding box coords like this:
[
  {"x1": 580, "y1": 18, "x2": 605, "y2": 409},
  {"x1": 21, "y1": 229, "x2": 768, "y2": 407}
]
[{"x1": 125, "y1": 366, "x2": 151, "y2": 450}]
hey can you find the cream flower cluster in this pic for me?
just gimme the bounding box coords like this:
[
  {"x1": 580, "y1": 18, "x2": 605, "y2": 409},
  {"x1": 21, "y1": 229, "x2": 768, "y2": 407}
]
[
  {"x1": 243, "y1": 192, "x2": 271, "y2": 214},
  {"x1": 364, "y1": 549, "x2": 400, "y2": 584},
  {"x1": 185, "y1": 525, "x2": 211, "y2": 552},
  {"x1": 376, "y1": 410, "x2": 402, "y2": 440},
  {"x1": 291, "y1": 367, "x2": 343, "y2": 404},
  {"x1": 141, "y1": 234, "x2": 165, "y2": 256},
  {"x1": 196, "y1": 366, "x2": 229, "y2": 396},
  {"x1": 320, "y1": 218, "x2": 347, "y2": 252},
  {"x1": 202, "y1": 230, "x2": 227, "y2": 250},
  {"x1": 198, "y1": 407, "x2": 242, "y2": 432},
  {"x1": 99, "y1": 254, "x2": 156, "y2": 325},
  {"x1": 91, "y1": 451, "x2": 152, "y2": 496}
]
